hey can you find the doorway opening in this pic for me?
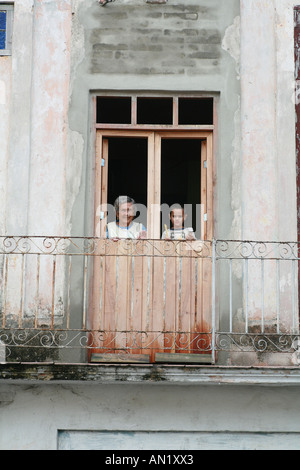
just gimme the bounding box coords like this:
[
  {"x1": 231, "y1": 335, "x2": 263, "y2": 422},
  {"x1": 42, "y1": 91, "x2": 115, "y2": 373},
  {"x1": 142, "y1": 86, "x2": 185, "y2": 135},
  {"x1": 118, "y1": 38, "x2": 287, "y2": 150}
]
[
  {"x1": 106, "y1": 137, "x2": 148, "y2": 227},
  {"x1": 92, "y1": 128, "x2": 213, "y2": 364},
  {"x1": 161, "y1": 139, "x2": 202, "y2": 238},
  {"x1": 105, "y1": 136, "x2": 202, "y2": 237}
]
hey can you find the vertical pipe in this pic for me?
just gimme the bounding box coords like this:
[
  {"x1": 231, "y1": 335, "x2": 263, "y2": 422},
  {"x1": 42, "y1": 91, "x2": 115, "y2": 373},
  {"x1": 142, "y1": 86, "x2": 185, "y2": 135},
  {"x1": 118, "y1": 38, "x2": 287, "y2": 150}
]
[
  {"x1": 19, "y1": 254, "x2": 25, "y2": 328},
  {"x1": 229, "y1": 258, "x2": 233, "y2": 333},
  {"x1": 115, "y1": 256, "x2": 119, "y2": 332},
  {"x1": 261, "y1": 258, "x2": 264, "y2": 334},
  {"x1": 66, "y1": 255, "x2": 72, "y2": 330},
  {"x1": 294, "y1": 7, "x2": 300, "y2": 318},
  {"x1": 178, "y1": 256, "x2": 182, "y2": 332},
  {"x1": 98, "y1": 256, "x2": 103, "y2": 331},
  {"x1": 194, "y1": 257, "x2": 198, "y2": 331},
  {"x1": 211, "y1": 238, "x2": 216, "y2": 364},
  {"x1": 2, "y1": 254, "x2": 8, "y2": 328},
  {"x1": 82, "y1": 255, "x2": 88, "y2": 330},
  {"x1": 146, "y1": 256, "x2": 150, "y2": 330},
  {"x1": 35, "y1": 254, "x2": 40, "y2": 328},
  {"x1": 293, "y1": 259, "x2": 296, "y2": 333},
  {"x1": 276, "y1": 259, "x2": 280, "y2": 334},
  {"x1": 51, "y1": 255, "x2": 56, "y2": 329},
  {"x1": 244, "y1": 258, "x2": 248, "y2": 333},
  {"x1": 163, "y1": 257, "x2": 166, "y2": 325}
]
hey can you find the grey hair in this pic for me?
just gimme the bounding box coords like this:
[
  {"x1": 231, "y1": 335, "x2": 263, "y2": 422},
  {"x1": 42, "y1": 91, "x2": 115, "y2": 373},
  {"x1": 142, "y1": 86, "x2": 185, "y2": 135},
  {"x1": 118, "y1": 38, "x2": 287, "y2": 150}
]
[{"x1": 114, "y1": 195, "x2": 136, "y2": 214}]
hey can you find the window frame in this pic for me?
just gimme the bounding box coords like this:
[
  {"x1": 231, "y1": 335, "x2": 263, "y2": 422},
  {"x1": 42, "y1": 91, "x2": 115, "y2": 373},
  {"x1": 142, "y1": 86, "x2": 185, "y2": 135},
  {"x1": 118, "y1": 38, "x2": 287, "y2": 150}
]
[
  {"x1": 94, "y1": 93, "x2": 215, "y2": 131},
  {"x1": 0, "y1": 4, "x2": 13, "y2": 56},
  {"x1": 94, "y1": 129, "x2": 213, "y2": 240}
]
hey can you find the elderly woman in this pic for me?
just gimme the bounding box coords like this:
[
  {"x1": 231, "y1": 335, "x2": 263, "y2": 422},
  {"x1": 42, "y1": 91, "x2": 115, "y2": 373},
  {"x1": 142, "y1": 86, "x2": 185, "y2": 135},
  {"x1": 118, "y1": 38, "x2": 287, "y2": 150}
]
[{"x1": 106, "y1": 195, "x2": 147, "y2": 239}]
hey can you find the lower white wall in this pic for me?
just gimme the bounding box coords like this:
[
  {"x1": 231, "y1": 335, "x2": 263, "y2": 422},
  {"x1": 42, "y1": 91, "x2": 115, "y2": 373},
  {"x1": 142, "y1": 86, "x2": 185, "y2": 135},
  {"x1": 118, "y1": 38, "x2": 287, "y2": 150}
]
[{"x1": 1, "y1": 381, "x2": 300, "y2": 450}]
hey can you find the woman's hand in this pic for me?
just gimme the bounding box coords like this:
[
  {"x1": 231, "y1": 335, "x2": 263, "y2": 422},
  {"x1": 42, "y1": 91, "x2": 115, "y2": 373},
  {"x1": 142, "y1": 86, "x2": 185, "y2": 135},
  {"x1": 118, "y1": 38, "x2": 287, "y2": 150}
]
[{"x1": 138, "y1": 230, "x2": 147, "y2": 239}]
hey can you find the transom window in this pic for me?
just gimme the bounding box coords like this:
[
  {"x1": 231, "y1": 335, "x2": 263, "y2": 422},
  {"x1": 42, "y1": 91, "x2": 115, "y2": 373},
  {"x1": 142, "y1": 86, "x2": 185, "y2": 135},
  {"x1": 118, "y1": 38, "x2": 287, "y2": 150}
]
[{"x1": 96, "y1": 95, "x2": 214, "y2": 127}]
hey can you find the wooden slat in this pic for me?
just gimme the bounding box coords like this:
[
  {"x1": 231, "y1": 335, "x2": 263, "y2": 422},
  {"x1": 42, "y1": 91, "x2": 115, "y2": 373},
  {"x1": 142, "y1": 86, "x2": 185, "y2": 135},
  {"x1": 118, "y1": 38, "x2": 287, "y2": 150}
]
[
  {"x1": 141, "y1": 246, "x2": 152, "y2": 356},
  {"x1": 89, "y1": 132, "x2": 104, "y2": 352},
  {"x1": 173, "y1": 97, "x2": 179, "y2": 126},
  {"x1": 130, "y1": 245, "x2": 146, "y2": 355},
  {"x1": 164, "y1": 254, "x2": 177, "y2": 354},
  {"x1": 178, "y1": 254, "x2": 191, "y2": 354},
  {"x1": 154, "y1": 134, "x2": 161, "y2": 240},
  {"x1": 147, "y1": 133, "x2": 156, "y2": 239},
  {"x1": 114, "y1": 252, "x2": 129, "y2": 352},
  {"x1": 100, "y1": 139, "x2": 109, "y2": 237},
  {"x1": 94, "y1": 132, "x2": 103, "y2": 237},
  {"x1": 206, "y1": 132, "x2": 213, "y2": 240},
  {"x1": 151, "y1": 242, "x2": 165, "y2": 360},
  {"x1": 102, "y1": 244, "x2": 117, "y2": 353},
  {"x1": 91, "y1": 353, "x2": 150, "y2": 363},
  {"x1": 201, "y1": 140, "x2": 207, "y2": 240},
  {"x1": 155, "y1": 352, "x2": 212, "y2": 364},
  {"x1": 200, "y1": 257, "x2": 213, "y2": 354}
]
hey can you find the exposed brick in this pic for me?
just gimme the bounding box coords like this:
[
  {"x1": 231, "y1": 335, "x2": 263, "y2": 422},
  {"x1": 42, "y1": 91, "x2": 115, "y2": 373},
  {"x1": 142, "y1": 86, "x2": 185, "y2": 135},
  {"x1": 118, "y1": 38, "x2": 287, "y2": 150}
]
[{"x1": 89, "y1": 1, "x2": 226, "y2": 76}]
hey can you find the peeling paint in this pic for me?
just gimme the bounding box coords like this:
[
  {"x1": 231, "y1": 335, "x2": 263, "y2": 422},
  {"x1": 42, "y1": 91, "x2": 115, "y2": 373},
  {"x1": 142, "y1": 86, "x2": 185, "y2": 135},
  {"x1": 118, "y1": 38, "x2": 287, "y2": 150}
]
[
  {"x1": 66, "y1": 130, "x2": 84, "y2": 234},
  {"x1": 222, "y1": 15, "x2": 240, "y2": 79}
]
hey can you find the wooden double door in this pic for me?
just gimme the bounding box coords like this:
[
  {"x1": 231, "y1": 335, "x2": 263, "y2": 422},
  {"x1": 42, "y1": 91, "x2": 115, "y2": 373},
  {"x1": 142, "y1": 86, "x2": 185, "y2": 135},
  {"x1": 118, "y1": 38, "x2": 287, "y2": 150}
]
[{"x1": 90, "y1": 130, "x2": 213, "y2": 363}]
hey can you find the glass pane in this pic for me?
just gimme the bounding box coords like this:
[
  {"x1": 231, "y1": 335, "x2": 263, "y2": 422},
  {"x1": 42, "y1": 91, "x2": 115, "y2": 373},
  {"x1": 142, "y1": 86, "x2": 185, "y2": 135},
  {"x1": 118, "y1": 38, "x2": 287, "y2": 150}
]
[
  {"x1": 137, "y1": 97, "x2": 173, "y2": 125},
  {"x1": 96, "y1": 97, "x2": 131, "y2": 124},
  {"x1": 0, "y1": 30, "x2": 6, "y2": 49},
  {"x1": 0, "y1": 11, "x2": 6, "y2": 29},
  {"x1": 179, "y1": 98, "x2": 213, "y2": 125},
  {"x1": 0, "y1": 11, "x2": 6, "y2": 50}
]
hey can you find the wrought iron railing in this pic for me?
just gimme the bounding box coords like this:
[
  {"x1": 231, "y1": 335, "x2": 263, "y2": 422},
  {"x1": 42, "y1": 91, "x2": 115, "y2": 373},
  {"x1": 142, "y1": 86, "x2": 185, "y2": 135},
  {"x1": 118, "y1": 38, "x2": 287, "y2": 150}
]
[
  {"x1": 0, "y1": 236, "x2": 299, "y2": 365},
  {"x1": 214, "y1": 240, "x2": 300, "y2": 361}
]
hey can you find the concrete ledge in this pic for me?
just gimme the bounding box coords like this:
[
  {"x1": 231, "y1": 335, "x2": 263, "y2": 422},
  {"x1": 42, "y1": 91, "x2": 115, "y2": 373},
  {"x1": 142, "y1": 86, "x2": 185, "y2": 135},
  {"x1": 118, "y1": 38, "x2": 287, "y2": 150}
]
[{"x1": 1, "y1": 363, "x2": 300, "y2": 386}]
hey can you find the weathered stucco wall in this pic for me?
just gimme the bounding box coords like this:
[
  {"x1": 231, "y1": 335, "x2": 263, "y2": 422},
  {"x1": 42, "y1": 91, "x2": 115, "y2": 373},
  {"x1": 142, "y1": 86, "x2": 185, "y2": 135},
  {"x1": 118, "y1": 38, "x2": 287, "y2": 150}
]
[
  {"x1": 1, "y1": 380, "x2": 300, "y2": 449},
  {"x1": 1, "y1": 2, "x2": 300, "y2": 449},
  {"x1": 0, "y1": 0, "x2": 297, "y2": 241},
  {"x1": 240, "y1": 0, "x2": 297, "y2": 242},
  {"x1": 1, "y1": 0, "x2": 72, "y2": 236},
  {"x1": 68, "y1": 0, "x2": 240, "y2": 239},
  {"x1": 0, "y1": 0, "x2": 299, "y2": 362}
]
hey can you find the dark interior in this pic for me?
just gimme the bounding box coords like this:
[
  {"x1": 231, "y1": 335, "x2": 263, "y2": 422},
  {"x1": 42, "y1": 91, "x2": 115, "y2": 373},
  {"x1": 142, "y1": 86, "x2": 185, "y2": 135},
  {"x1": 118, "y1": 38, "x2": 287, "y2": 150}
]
[
  {"x1": 137, "y1": 97, "x2": 173, "y2": 125},
  {"x1": 161, "y1": 139, "x2": 201, "y2": 233},
  {"x1": 97, "y1": 96, "x2": 132, "y2": 124},
  {"x1": 106, "y1": 137, "x2": 201, "y2": 235},
  {"x1": 178, "y1": 97, "x2": 213, "y2": 125},
  {"x1": 107, "y1": 137, "x2": 148, "y2": 226}
]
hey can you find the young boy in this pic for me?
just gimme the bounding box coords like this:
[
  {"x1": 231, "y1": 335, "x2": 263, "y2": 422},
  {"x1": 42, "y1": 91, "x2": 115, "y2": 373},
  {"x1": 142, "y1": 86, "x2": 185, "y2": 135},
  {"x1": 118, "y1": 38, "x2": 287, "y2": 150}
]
[{"x1": 161, "y1": 204, "x2": 196, "y2": 240}]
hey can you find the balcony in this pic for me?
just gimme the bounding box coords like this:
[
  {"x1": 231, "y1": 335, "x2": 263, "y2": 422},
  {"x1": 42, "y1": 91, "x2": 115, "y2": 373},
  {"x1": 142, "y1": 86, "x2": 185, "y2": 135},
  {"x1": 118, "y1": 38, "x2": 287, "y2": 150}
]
[{"x1": 0, "y1": 236, "x2": 299, "y2": 367}]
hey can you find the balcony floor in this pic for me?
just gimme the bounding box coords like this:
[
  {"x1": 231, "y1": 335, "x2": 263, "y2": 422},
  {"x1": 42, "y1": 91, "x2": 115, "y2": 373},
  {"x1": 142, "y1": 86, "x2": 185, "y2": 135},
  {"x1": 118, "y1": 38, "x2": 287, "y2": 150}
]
[{"x1": 1, "y1": 362, "x2": 300, "y2": 386}]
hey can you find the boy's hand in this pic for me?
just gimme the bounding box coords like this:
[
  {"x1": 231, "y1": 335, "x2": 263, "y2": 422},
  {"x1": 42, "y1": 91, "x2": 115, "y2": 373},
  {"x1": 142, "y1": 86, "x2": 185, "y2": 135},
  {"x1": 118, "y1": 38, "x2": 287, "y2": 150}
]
[{"x1": 186, "y1": 232, "x2": 196, "y2": 240}]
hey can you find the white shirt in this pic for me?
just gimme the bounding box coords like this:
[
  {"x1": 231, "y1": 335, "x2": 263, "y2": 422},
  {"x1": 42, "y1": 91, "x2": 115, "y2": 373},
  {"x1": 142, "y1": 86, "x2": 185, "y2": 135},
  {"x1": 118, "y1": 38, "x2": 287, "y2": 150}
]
[
  {"x1": 106, "y1": 221, "x2": 146, "y2": 239},
  {"x1": 161, "y1": 228, "x2": 196, "y2": 240}
]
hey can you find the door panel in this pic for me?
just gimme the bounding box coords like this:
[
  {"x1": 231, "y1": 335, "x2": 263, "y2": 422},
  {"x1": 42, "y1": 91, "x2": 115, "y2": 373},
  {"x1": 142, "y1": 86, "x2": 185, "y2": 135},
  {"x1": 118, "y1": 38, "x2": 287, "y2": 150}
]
[{"x1": 90, "y1": 130, "x2": 213, "y2": 363}]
